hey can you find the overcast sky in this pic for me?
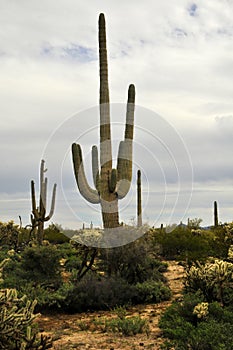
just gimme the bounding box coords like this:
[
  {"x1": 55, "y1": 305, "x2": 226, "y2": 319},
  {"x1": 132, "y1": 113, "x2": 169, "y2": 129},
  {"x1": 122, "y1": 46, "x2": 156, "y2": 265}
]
[{"x1": 0, "y1": 0, "x2": 233, "y2": 229}]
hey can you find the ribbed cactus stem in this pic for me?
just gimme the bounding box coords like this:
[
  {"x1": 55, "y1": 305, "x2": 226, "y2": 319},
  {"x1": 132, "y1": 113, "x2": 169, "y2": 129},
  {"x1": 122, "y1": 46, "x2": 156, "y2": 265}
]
[
  {"x1": 30, "y1": 159, "x2": 57, "y2": 245},
  {"x1": 137, "y1": 169, "x2": 142, "y2": 227},
  {"x1": 72, "y1": 13, "x2": 135, "y2": 229},
  {"x1": 214, "y1": 200, "x2": 218, "y2": 227}
]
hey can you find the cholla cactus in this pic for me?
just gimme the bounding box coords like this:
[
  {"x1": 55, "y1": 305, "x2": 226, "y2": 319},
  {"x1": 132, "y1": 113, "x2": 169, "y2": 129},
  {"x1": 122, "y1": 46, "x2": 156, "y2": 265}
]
[
  {"x1": 186, "y1": 259, "x2": 233, "y2": 305},
  {"x1": 0, "y1": 259, "x2": 10, "y2": 284},
  {"x1": 193, "y1": 302, "x2": 209, "y2": 319},
  {"x1": 228, "y1": 245, "x2": 233, "y2": 260},
  {"x1": 0, "y1": 288, "x2": 52, "y2": 349}
]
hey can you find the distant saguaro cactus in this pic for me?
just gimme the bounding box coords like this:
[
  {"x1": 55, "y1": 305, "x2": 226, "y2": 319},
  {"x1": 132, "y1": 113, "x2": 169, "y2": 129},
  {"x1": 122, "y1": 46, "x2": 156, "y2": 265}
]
[
  {"x1": 214, "y1": 200, "x2": 218, "y2": 227},
  {"x1": 31, "y1": 160, "x2": 57, "y2": 245},
  {"x1": 72, "y1": 13, "x2": 135, "y2": 229},
  {"x1": 137, "y1": 170, "x2": 142, "y2": 227}
]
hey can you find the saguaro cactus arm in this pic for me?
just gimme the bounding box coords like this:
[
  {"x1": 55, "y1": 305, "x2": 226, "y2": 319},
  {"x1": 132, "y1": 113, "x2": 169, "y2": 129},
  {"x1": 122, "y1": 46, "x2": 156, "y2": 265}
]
[
  {"x1": 31, "y1": 180, "x2": 39, "y2": 220},
  {"x1": 44, "y1": 183, "x2": 57, "y2": 221},
  {"x1": 72, "y1": 143, "x2": 100, "y2": 204},
  {"x1": 116, "y1": 84, "x2": 135, "y2": 199},
  {"x1": 92, "y1": 145, "x2": 100, "y2": 191}
]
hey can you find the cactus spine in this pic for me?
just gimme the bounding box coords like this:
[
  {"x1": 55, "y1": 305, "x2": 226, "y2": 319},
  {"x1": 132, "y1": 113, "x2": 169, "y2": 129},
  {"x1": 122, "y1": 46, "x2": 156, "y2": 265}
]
[
  {"x1": 31, "y1": 160, "x2": 57, "y2": 245},
  {"x1": 72, "y1": 13, "x2": 135, "y2": 229},
  {"x1": 137, "y1": 170, "x2": 142, "y2": 227},
  {"x1": 214, "y1": 200, "x2": 218, "y2": 227}
]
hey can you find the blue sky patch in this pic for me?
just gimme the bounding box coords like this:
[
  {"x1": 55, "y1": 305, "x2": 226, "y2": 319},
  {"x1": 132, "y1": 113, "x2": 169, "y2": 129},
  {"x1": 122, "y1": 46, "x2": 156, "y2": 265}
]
[
  {"x1": 62, "y1": 44, "x2": 96, "y2": 62},
  {"x1": 188, "y1": 3, "x2": 198, "y2": 17},
  {"x1": 41, "y1": 43, "x2": 97, "y2": 62}
]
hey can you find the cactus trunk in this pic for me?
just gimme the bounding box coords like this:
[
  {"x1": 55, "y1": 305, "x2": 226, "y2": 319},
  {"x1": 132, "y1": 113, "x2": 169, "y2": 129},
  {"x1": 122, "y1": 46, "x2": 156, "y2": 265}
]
[
  {"x1": 72, "y1": 13, "x2": 135, "y2": 229},
  {"x1": 214, "y1": 200, "x2": 218, "y2": 227},
  {"x1": 137, "y1": 170, "x2": 142, "y2": 227}
]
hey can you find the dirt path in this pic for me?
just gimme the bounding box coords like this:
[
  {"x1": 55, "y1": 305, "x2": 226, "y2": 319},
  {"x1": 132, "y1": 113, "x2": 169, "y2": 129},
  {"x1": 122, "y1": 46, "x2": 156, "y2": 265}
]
[{"x1": 38, "y1": 261, "x2": 184, "y2": 350}]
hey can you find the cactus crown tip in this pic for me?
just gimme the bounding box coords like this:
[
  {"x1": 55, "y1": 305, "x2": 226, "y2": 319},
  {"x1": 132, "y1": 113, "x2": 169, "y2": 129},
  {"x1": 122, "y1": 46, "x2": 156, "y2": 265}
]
[{"x1": 99, "y1": 13, "x2": 105, "y2": 22}]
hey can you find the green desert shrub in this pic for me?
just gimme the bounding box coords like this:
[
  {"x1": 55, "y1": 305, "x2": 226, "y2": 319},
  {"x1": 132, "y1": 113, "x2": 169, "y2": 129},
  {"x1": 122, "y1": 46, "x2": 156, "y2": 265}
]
[
  {"x1": 105, "y1": 311, "x2": 149, "y2": 336},
  {"x1": 134, "y1": 280, "x2": 171, "y2": 304},
  {"x1": 99, "y1": 238, "x2": 166, "y2": 284},
  {"x1": 152, "y1": 226, "x2": 216, "y2": 262},
  {"x1": 19, "y1": 245, "x2": 62, "y2": 285},
  {"x1": 63, "y1": 273, "x2": 136, "y2": 312},
  {"x1": 44, "y1": 224, "x2": 70, "y2": 244},
  {"x1": 159, "y1": 294, "x2": 233, "y2": 350}
]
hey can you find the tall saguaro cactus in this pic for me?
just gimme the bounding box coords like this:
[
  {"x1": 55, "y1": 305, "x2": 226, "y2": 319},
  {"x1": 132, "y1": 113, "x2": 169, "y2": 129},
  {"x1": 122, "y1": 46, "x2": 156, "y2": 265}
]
[
  {"x1": 72, "y1": 13, "x2": 135, "y2": 229},
  {"x1": 137, "y1": 170, "x2": 142, "y2": 227},
  {"x1": 31, "y1": 160, "x2": 57, "y2": 245},
  {"x1": 214, "y1": 200, "x2": 218, "y2": 227}
]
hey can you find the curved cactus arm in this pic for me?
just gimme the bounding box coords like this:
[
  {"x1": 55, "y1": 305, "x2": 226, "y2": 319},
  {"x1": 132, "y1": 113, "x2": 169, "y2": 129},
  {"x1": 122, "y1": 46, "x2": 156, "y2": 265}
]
[
  {"x1": 45, "y1": 183, "x2": 57, "y2": 221},
  {"x1": 115, "y1": 84, "x2": 135, "y2": 199},
  {"x1": 92, "y1": 145, "x2": 100, "y2": 191},
  {"x1": 72, "y1": 143, "x2": 100, "y2": 204},
  {"x1": 124, "y1": 84, "x2": 135, "y2": 141},
  {"x1": 116, "y1": 140, "x2": 132, "y2": 199},
  {"x1": 31, "y1": 180, "x2": 39, "y2": 220}
]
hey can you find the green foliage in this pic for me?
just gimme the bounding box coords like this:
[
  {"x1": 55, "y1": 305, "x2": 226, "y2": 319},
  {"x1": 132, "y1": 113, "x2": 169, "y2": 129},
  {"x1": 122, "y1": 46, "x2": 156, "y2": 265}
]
[
  {"x1": 0, "y1": 221, "x2": 20, "y2": 249},
  {"x1": 159, "y1": 294, "x2": 233, "y2": 350},
  {"x1": 63, "y1": 273, "x2": 136, "y2": 312},
  {"x1": 0, "y1": 288, "x2": 52, "y2": 349},
  {"x1": 19, "y1": 246, "x2": 62, "y2": 285},
  {"x1": 0, "y1": 232, "x2": 171, "y2": 313},
  {"x1": 104, "y1": 313, "x2": 149, "y2": 336},
  {"x1": 1, "y1": 246, "x2": 64, "y2": 311},
  {"x1": 134, "y1": 280, "x2": 171, "y2": 304},
  {"x1": 44, "y1": 224, "x2": 70, "y2": 244},
  {"x1": 151, "y1": 225, "x2": 228, "y2": 262},
  {"x1": 99, "y1": 238, "x2": 166, "y2": 284}
]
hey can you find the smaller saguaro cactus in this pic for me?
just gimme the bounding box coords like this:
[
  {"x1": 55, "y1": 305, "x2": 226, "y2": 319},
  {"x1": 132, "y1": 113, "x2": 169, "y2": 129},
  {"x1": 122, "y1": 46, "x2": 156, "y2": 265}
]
[
  {"x1": 137, "y1": 170, "x2": 142, "y2": 227},
  {"x1": 214, "y1": 200, "x2": 218, "y2": 227},
  {"x1": 31, "y1": 160, "x2": 56, "y2": 245}
]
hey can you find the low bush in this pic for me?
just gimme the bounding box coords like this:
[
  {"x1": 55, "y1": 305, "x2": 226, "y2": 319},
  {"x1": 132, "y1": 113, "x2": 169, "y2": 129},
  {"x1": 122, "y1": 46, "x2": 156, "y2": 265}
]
[
  {"x1": 99, "y1": 238, "x2": 166, "y2": 284},
  {"x1": 152, "y1": 226, "x2": 216, "y2": 262},
  {"x1": 159, "y1": 295, "x2": 233, "y2": 350},
  {"x1": 134, "y1": 280, "x2": 171, "y2": 304},
  {"x1": 63, "y1": 273, "x2": 136, "y2": 312},
  {"x1": 105, "y1": 314, "x2": 149, "y2": 336}
]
